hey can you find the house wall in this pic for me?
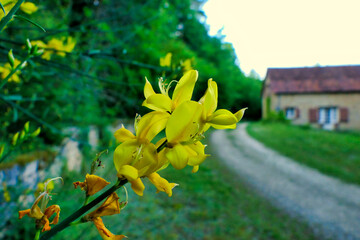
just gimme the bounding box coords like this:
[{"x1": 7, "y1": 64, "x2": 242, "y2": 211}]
[{"x1": 270, "y1": 93, "x2": 360, "y2": 130}]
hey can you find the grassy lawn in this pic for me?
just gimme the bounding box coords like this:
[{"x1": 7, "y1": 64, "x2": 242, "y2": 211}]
[{"x1": 247, "y1": 122, "x2": 360, "y2": 185}]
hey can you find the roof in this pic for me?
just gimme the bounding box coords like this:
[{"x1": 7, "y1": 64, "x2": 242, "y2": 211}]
[{"x1": 265, "y1": 65, "x2": 360, "y2": 94}]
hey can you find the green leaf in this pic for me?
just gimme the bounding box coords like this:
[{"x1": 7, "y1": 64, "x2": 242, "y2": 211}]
[{"x1": 13, "y1": 15, "x2": 46, "y2": 32}]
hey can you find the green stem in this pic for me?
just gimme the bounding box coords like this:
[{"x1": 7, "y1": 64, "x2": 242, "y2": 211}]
[
  {"x1": 157, "y1": 139, "x2": 168, "y2": 153},
  {"x1": 39, "y1": 179, "x2": 127, "y2": 240},
  {"x1": 83, "y1": 195, "x2": 90, "y2": 206},
  {"x1": 0, "y1": 56, "x2": 29, "y2": 90},
  {"x1": 34, "y1": 229, "x2": 41, "y2": 240},
  {"x1": 0, "y1": 0, "x2": 25, "y2": 32}
]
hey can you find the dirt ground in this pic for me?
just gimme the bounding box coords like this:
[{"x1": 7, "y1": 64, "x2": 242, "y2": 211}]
[{"x1": 210, "y1": 124, "x2": 360, "y2": 240}]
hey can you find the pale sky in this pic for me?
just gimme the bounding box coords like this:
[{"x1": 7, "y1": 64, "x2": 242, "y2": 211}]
[{"x1": 202, "y1": 0, "x2": 360, "y2": 79}]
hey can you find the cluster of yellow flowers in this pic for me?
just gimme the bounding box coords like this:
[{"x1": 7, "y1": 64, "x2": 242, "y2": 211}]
[
  {"x1": 114, "y1": 70, "x2": 246, "y2": 196},
  {"x1": 18, "y1": 70, "x2": 245, "y2": 239},
  {"x1": 0, "y1": 0, "x2": 38, "y2": 19},
  {"x1": 31, "y1": 37, "x2": 76, "y2": 60}
]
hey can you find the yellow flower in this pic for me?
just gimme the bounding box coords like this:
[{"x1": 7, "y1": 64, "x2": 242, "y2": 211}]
[
  {"x1": 0, "y1": 59, "x2": 23, "y2": 83},
  {"x1": 87, "y1": 192, "x2": 120, "y2": 218},
  {"x1": 159, "y1": 100, "x2": 207, "y2": 170},
  {"x1": 0, "y1": 1, "x2": 38, "y2": 19},
  {"x1": 160, "y1": 52, "x2": 172, "y2": 67},
  {"x1": 85, "y1": 193, "x2": 126, "y2": 240},
  {"x1": 182, "y1": 59, "x2": 193, "y2": 72},
  {"x1": 73, "y1": 174, "x2": 110, "y2": 196},
  {"x1": 199, "y1": 78, "x2": 247, "y2": 130},
  {"x1": 93, "y1": 217, "x2": 127, "y2": 240},
  {"x1": 18, "y1": 192, "x2": 60, "y2": 232},
  {"x1": 142, "y1": 70, "x2": 198, "y2": 113},
  {"x1": 31, "y1": 37, "x2": 76, "y2": 60},
  {"x1": 147, "y1": 172, "x2": 178, "y2": 197},
  {"x1": 113, "y1": 111, "x2": 169, "y2": 195},
  {"x1": 20, "y1": 2, "x2": 38, "y2": 14}
]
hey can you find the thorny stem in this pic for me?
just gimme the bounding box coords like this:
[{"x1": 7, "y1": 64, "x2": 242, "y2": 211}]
[{"x1": 39, "y1": 179, "x2": 128, "y2": 240}]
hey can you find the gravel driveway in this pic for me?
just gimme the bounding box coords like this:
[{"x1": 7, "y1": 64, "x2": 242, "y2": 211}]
[{"x1": 210, "y1": 124, "x2": 360, "y2": 240}]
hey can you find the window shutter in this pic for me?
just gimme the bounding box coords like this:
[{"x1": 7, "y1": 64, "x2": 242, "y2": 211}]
[
  {"x1": 340, "y1": 108, "x2": 349, "y2": 122},
  {"x1": 309, "y1": 108, "x2": 318, "y2": 123},
  {"x1": 295, "y1": 108, "x2": 300, "y2": 118}
]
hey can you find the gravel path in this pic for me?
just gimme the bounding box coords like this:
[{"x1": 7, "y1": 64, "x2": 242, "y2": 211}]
[{"x1": 210, "y1": 124, "x2": 360, "y2": 240}]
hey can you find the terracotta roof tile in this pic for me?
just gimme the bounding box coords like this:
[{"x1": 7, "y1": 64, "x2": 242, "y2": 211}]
[{"x1": 266, "y1": 65, "x2": 360, "y2": 93}]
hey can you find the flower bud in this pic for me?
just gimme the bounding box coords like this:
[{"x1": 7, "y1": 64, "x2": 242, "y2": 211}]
[{"x1": 8, "y1": 49, "x2": 15, "y2": 68}]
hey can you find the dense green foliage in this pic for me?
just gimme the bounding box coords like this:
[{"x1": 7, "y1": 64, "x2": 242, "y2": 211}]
[
  {"x1": 1, "y1": 0, "x2": 261, "y2": 155},
  {"x1": 247, "y1": 122, "x2": 360, "y2": 185}
]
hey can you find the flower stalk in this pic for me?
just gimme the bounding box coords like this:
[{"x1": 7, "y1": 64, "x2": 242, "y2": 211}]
[
  {"x1": 0, "y1": 0, "x2": 25, "y2": 31},
  {"x1": 39, "y1": 179, "x2": 127, "y2": 240}
]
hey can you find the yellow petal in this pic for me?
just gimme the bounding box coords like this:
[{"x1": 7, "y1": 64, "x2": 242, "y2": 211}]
[
  {"x1": 199, "y1": 79, "x2": 218, "y2": 117},
  {"x1": 234, "y1": 107, "x2": 247, "y2": 121},
  {"x1": 20, "y1": 2, "x2": 38, "y2": 14},
  {"x1": 184, "y1": 142, "x2": 208, "y2": 166},
  {"x1": 93, "y1": 217, "x2": 127, "y2": 240},
  {"x1": 207, "y1": 109, "x2": 237, "y2": 125},
  {"x1": 160, "y1": 52, "x2": 172, "y2": 67},
  {"x1": 165, "y1": 144, "x2": 189, "y2": 169},
  {"x1": 172, "y1": 70, "x2": 198, "y2": 109},
  {"x1": 130, "y1": 178, "x2": 145, "y2": 196},
  {"x1": 113, "y1": 140, "x2": 139, "y2": 171},
  {"x1": 136, "y1": 111, "x2": 169, "y2": 142},
  {"x1": 18, "y1": 209, "x2": 31, "y2": 219},
  {"x1": 117, "y1": 165, "x2": 138, "y2": 181},
  {"x1": 142, "y1": 93, "x2": 172, "y2": 112},
  {"x1": 147, "y1": 172, "x2": 178, "y2": 197},
  {"x1": 144, "y1": 77, "x2": 156, "y2": 98},
  {"x1": 114, "y1": 125, "x2": 135, "y2": 143},
  {"x1": 209, "y1": 123, "x2": 237, "y2": 129},
  {"x1": 192, "y1": 165, "x2": 199, "y2": 173},
  {"x1": 88, "y1": 192, "x2": 120, "y2": 218},
  {"x1": 44, "y1": 205, "x2": 61, "y2": 224},
  {"x1": 64, "y1": 37, "x2": 76, "y2": 52},
  {"x1": 31, "y1": 40, "x2": 47, "y2": 49},
  {"x1": 134, "y1": 143, "x2": 158, "y2": 177},
  {"x1": 166, "y1": 101, "x2": 202, "y2": 143},
  {"x1": 85, "y1": 174, "x2": 110, "y2": 196}
]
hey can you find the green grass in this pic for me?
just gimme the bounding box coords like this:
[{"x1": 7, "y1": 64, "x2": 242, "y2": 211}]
[
  {"x1": 9, "y1": 133, "x2": 319, "y2": 240},
  {"x1": 47, "y1": 147, "x2": 318, "y2": 239},
  {"x1": 247, "y1": 122, "x2": 360, "y2": 185}
]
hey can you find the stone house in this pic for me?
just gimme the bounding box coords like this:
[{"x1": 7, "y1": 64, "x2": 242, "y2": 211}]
[{"x1": 262, "y1": 66, "x2": 360, "y2": 130}]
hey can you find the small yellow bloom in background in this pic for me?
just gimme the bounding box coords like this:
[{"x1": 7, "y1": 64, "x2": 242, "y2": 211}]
[
  {"x1": 73, "y1": 174, "x2": 110, "y2": 196},
  {"x1": 0, "y1": 59, "x2": 24, "y2": 83},
  {"x1": 160, "y1": 52, "x2": 172, "y2": 68},
  {"x1": 20, "y1": 2, "x2": 38, "y2": 14},
  {"x1": 181, "y1": 59, "x2": 193, "y2": 72},
  {"x1": 31, "y1": 37, "x2": 76, "y2": 60},
  {"x1": 0, "y1": 1, "x2": 38, "y2": 19}
]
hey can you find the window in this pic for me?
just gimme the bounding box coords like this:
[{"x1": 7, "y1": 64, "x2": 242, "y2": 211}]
[
  {"x1": 285, "y1": 107, "x2": 296, "y2": 119},
  {"x1": 318, "y1": 107, "x2": 338, "y2": 124}
]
